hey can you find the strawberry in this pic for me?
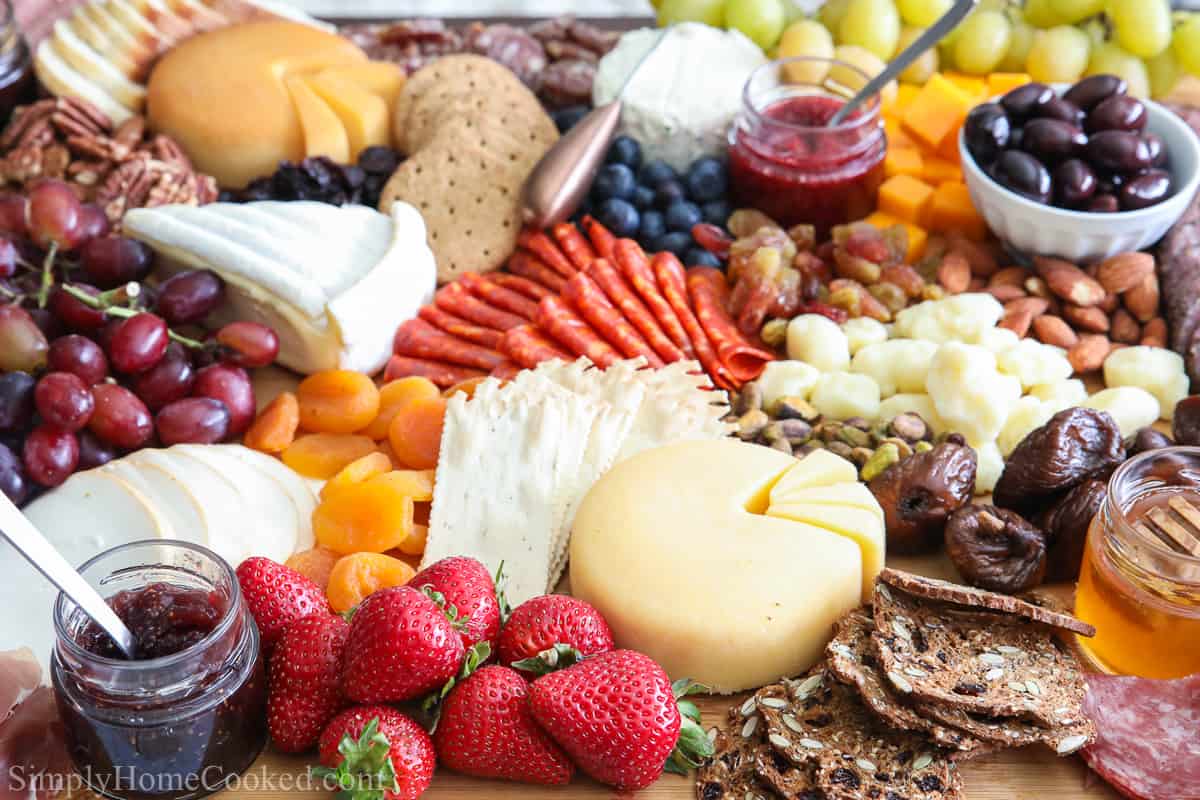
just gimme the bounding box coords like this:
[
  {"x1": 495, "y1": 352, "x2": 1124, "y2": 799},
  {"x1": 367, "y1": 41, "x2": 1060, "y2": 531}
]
[
  {"x1": 341, "y1": 585, "x2": 465, "y2": 703},
  {"x1": 314, "y1": 706, "x2": 435, "y2": 800},
  {"x1": 433, "y1": 665, "x2": 574, "y2": 785},
  {"x1": 528, "y1": 649, "x2": 713, "y2": 790},
  {"x1": 267, "y1": 613, "x2": 349, "y2": 753},
  {"x1": 408, "y1": 556, "x2": 500, "y2": 651},
  {"x1": 497, "y1": 595, "x2": 613, "y2": 676},
  {"x1": 235, "y1": 557, "x2": 328, "y2": 650}
]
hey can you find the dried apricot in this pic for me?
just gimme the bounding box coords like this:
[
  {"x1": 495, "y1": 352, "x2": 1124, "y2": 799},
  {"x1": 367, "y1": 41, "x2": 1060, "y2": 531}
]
[
  {"x1": 376, "y1": 439, "x2": 400, "y2": 468},
  {"x1": 443, "y1": 376, "x2": 487, "y2": 400},
  {"x1": 396, "y1": 522, "x2": 428, "y2": 556},
  {"x1": 284, "y1": 546, "x2": 340, "y2": 591},
  {"x1": 362, "y1": 377, "x2": 440, "y2": 440},
  {"x1": 388, "y1": 395, "x2": 446, "y2": 470},
  {"x1": 326, "y1": 552, "x2": 416, "y2": 613},
  {"x1": 385, "y1": 550, "x2": 424, "y2": 571},
  {"x1": 243, "y1": 392, "x2": 299, "y2": 453},
  {"x1": 387, "y1": 469, "x2": 434, "y2": 501},
  {"x1": 297, "y1": 370, "x2": 380, "y2": 434},
  {"x1": 312, "y1": 471, "x2": 415, "y2": 554},
  {"x1": 321, "y1": 451, "x2": 393, "y2": 501},
  {"x1": 281, "y1": 433, "x2": 377, "y2": 479}
]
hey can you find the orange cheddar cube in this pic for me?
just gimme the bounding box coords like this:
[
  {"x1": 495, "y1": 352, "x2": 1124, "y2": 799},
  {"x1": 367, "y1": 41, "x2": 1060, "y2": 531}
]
[
  {"x1": 942, "y1": 72, "x2": 988, "y2": 101},
  {"x1": 987, "y1": 72, "x2": 1031, "y2": 98},
  {"x1": 878, "y1": 174, "x2": 935, "y2": 226},
  {"x1": 884, "y1": 147, "x2": 924, "y2": 179},
  {"x1": 920, "y1": 156, "x2": 963, "y2": 185},
  {"x1": 901, "y1": 74, "x2": 975, "y2": 149},
  {"x1": 864, "y1": 210, "x2": 928, "y2": 263},
  {"x1": 884, "y1": 117, "x2": 918, "y2": 150},
  {"x1": 928, "y1": 181, "x2": 989, "y2": 241},
  {"x1": 884, "y1": 83, "x2": 921, "y2": 118}
]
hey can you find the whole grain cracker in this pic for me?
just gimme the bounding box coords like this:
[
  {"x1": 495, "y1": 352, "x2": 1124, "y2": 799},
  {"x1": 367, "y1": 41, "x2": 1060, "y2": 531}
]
[
  {"x1": 696, "y1": 704, "x2": 777, "y2": 800},
  {"x1": 754, "y1": 749, "x2": 820, "y2": 799},
  {"x1": 914, "y1": 701, "x2": 1094, "y2": 755}
]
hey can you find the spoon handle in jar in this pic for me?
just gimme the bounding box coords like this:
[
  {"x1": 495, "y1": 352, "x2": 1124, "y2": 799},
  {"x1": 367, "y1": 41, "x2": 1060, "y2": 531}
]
[{"x1": 829, "y1": 0, "x2": 978, "y2": 127}]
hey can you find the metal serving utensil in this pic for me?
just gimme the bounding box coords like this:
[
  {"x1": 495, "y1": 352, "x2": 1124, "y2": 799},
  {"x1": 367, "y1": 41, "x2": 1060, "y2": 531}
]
[{"x1": 0, "y1": 493, "x2": 137, "y2": 658}]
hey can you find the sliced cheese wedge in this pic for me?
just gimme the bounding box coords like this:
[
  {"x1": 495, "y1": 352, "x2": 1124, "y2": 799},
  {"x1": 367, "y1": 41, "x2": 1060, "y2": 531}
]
[
  {"x1": 102, "y1": 456, "x2": 209, "y2": 545},
  {"x1": 104, "y1": 0, "x2": 173, "y2": 52},
  {"x1": 319, "y1": 61, "x2": 406, "y2": 108},
  {"x1": 766, "y1": 503, "x2": 884, "y2": 602},
  {"x1": 34, "y1": 41, "x2": 133, "y2": 123},
  {"x1": 51, "y1": 20, "x2": 147, "y2": 111},
  {"x1": 69, "y1": 13, "x2": 141, "y2": 79},
  {"x1": 301, "y1": 73, "x2": 390, "y2": 160},
  {"x1": 222, "y1": 445, "x2": 318, "y2": 551},
  {"x1": 121, "y1": 0, "x2": 192, "y2": 44},
  {"x1": 78, "y1": 1, "x2": 157, "y2": 77},
  {"x1": 768, "y1": 483, "x2": 885, "y2": 522},
  {"x1": 285, "y1": 75, "x2": 350, "y2": 162},
  {"x1": 768, "y1": 448, "x2": 859, "y2": 501}
]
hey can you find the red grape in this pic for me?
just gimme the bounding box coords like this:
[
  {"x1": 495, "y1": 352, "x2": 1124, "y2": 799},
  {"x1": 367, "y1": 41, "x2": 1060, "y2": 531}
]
[
  {"x1": 27, "y1": 180, "x2": 83, "y2": 251},
  {"x1": 23, "y1": 425, "x2": 79, "y2": 487},
  {"x1": 48, "y1": 334, "x2": 108, "y2": 385},
  {"x1": 155, "y1": 270, "x2": 224, "y2": 325},
  {"x1": 132, "y1": 342, "x2": 194, "y2": 411},
  {"x1": 50, "y1": 284, "x2": 106, "y2": 330},
  {"x1": 35, "y1": 372, "x2": 94, "y2": 432},
  {"x1": 80, "y1": 236, "x2": 153, "y2": 288},
  {"x1": 215, "y1": 321, "x2": 279, "y2": 368},
  {"x1": 193, "y1": 364, "x2": 254, "y2": 434},
  {"x1": 0, "y1": 238, "x2": 15, "y2": 278},
  {"x1": 88, "y1": 383, "x2": 153, "y2": 449},
  {"x1": 77, "y1": 431, "x2": 116, "y2": 471},
  {"x1": 155, "y1": 397, "x2": 230, "y2": 445},
  {"x1": 26, "y1": 307, "x2": 64, "y2": 341},
  {"x1": 76, "y1": 204, "x2": 111, "y2": 245},
  {"x1": 0, "y1": 195, "x2": 28, "y2": 238},
  {"x1": 0, "y1": 442, "x2": 29, "y2": 505},
  {"x1": 0, "y1": 371, "x2": 35, "y2": 432},
  {"x1": 0, "y1": 305, "x2": 48, "y2": 372},
  {"x1": 108, "y1": 312, "x2": 168, "y2": 374}
]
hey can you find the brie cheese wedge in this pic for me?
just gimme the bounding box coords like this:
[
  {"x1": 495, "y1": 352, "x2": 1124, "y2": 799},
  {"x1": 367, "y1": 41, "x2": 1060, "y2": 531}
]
[{"x1": 123, "y1": 201, "x2": 436, "y2": 375}]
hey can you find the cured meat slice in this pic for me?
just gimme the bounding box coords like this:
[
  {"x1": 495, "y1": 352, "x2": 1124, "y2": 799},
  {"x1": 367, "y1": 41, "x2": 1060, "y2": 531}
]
[
  {"x1": 393, "y1": 318, "x2": 509, "y2": 371},
  {"x1": 458, "y1": 272, "x2": 539, "y2": 321},
  {"x1": 508, "y1": 250, "x2": 567, "y2": 293},
  {"x1": 487, "y1": 273, "x2": 553, "y2": 301},
  {"x1": 0, "y1": 649, "x2": 40, "y2": 723},
  {"x1": 536, "y1": 296, "x2": 620, "y2": 368},
  {"x1": 581, "y1": 215, "x2": 617, "y2": 261},
  {"x1": 384, "y1": 355, "x2": 487, "y2": 387},
  {"x1": 517, "y1": 229, "x2": 577, "y2": 278},
  {"x1": 418, "y1": 305, "x2": 505, "y2": 350},
  {"x1": 490, "y1": 361, "x2": 524, "y2": 381},
  {"x1": 0, "y1": 650, "x2": 75, "y2": 800},
  {"x1": 502, "y1": 324, "x2": 572, "y2": 368},
  {"x1": 1081, "y1": 671, "x2": 1200, "y2": 800},
  {"x1": 651, "y1": 252, "x2": 736, "y2": 390},
  {"x1": 552, "y1": 222, "x2": 597, "y2": 271},
  {"x1": 687, "y1": 266, "x2": 776, "y2": 384},
  {"x1": 612, "y1": 238, "x2": 695, "y2": 358},
  {"x1": 435, "y1": 281, "x2": 527, "y2": 331},
  {"x1": 585, "y1": 258, "x2": 684, "y2": 364},
  {"x1": 561, "y1": 272, "x2": 663, "y2": 367}
]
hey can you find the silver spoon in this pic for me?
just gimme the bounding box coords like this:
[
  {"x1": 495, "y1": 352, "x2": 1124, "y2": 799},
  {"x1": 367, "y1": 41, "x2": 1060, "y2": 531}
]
[
  {"x1": 0, "y1": 493, "x2": 137, "y2": 658},
  {"x1": 829, "y1": 0, "x2": 978, "y2": 126}
]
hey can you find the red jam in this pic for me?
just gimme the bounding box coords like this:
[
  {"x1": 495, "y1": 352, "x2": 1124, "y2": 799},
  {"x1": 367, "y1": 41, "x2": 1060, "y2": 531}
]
[
  {"x1": 729, "y1": 93, "x2": 886, "y2": 236},
  {"x1": 77, "y1": 583, "x2": 227, "y2": 660},
  {"x1": 0, "y1": 0, "x2": 35, "y2": 125}
]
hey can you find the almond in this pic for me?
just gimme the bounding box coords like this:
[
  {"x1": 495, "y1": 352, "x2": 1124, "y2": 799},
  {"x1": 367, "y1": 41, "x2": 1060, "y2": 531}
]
[
  {"x1": 1062, "y1": 303, "x2": 1111, "y2": 333},
  {"x1": 937, "y1": 252, "x2": 972, "y2": 294},
  {"x1": 1068, "y1": 335, "x2": 1112, "y2": 374},
  {"x1": 1005, "y1": 296, "x2": 1051, "y2": 317},
  {"x1": 989, "y1": 266, "x2": 1029, "y2": 289},
  {"x1": 987, "y1": 285, "x2": 1027, "y2": 302},
  {"x1": 1110, "y1": 308, "x2": 1141, "y2": 344},
  {"x1": 1034, "y1": 256, "x2": 1107, "y2": 307},
  {"x1": 1031, "y1": 315, "x2": 1079, "y2": 348},
  {"x1": 1123, "y1": 273, "x2": 1161, "y2": 322},
  {"x1": 1100, "y1": 292, "x2": 1120, "y2": 313},
  {"x1": 999, "y1": 308, "x2": 1035, "y2": 338},
  {"x1": 946, "y1": 233, "x2": 999, "y2": 277},
  {"x1": 1024, "y1": 276, "x2": 1051, "y2": 299},
  {"x1": 1141, "y1": 317, "x2": 1168, "y2": 348},
  {"x1": 1096, "y1": 252, "x2": 1155, "y2": 295}
]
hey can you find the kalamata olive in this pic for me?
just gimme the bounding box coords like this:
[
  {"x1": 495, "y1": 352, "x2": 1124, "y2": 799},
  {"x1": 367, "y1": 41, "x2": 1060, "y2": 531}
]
[
  {"x1": 1129, "y1": 426, "x2": 1175, "y2": 454},
  {"x1": 1119, "y1": 169, "x2": 1172, "y2": 210},
  {"x1": 1021, "y1": 118, "x2": 1087, "y2": 163},
  {"x1": 1086, "y1": 94, "x2": 1148, "y2": 134},
  {"x1": 1009, "y1": 126, "x2": 1024, "y2": 151},
  {"x1": 992, "y1": 150, "x2": 1052, "y2": 203},
  {"x1": 1086, "y1": 130, "x2": 1154, "y2": 172},
  {"x1": 1063, "y1": 74, "x2": 1127, "y2": 111},
  {"x1": 1096, "y1": 172, "x2": 1125, "y2": 195},
  {"x1": 1035, "y1": 96, "x2": 1086, "y2": 127},
  {"x1": 1001, "y1": 82, "x2": 1054, "y2": 120},
  {"x1": 1053, "y1": 159, "x2": 1097, "y2": 207},
  {"x1": 1143, "y1": 132, "x2": 1166, "y2": 167},
  {"x1": 963, "y1": 103, "x2": 1011, "y2": 165},
  {"x1": 1087, "y1": 193, "x2": 1120, "y2": 212}
]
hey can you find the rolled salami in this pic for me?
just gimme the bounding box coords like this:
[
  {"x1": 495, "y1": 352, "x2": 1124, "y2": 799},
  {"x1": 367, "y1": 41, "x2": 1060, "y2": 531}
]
[
  {"x1": 487, "y1": 272, "x2": 553, "y2": 301},
  {"x1": 508, "y1": 250, "x2": 567, "y2": 293},
  {"x1": 612, "y1": 238, "x2": 695, "y2": 358},
  {"x1": 502, "y1": 324, "x2": 573, "y2": 368},
  {"x1": 393, "y1": 318, "x2": 510, "y2": 371},
  {"x1": 585, "y1": 257, "x2": 684, "y2": 364},
  {"x1": 517, "y1": 229, "x2": 577, "y2": 278},
  {"x1": 581, "y1": 215, "x2": 617, "y2": 262},
  {"x1": 418, "y1": 305, "x2": 505, "y2": 350},
  {"x1": 384, "y1": 355, "x2": 486, "y2": 388},
  {"x1": 562, "y1": 272, "x2": 663, "y2": 367},
  {"x1": 459, "y1": 272, "x2": 540, "y2": 321},
  {"x1": 686, "y1": 266, "x2": 776, "y2": 384},
  {"x1": 537, "y1": 295, "x2": 620, "y2": 368},
  {"x1": 552, "y1": 222, "x2": 598, "y2": 270},
  {"x1": 651, "y1": 252, "x2": 737, "y2": 390},
  {"x1": 435, "y1": 281, "x2": 527, "y2": 331}
]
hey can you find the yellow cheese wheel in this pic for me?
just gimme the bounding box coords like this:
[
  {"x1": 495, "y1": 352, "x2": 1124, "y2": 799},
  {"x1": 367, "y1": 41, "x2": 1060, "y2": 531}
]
[
  {"x1": 301, "y1": 73, "x2": 389, "y2": 160},
  {"x1": 285, "y1": 76, "x2": 350, "y2": 163},
  {"x1": 320, "y1": 61, "x2": 406, "y2": 108}
]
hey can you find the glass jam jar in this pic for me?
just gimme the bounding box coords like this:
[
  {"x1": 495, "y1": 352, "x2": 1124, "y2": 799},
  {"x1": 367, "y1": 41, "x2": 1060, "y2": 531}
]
[
  {"x1": 0, "y1": 0, "x2": 35, "y2": 125},
  {"x1": 1075, "y1": 446, "x2": 1200, "y2": 679},
  {"x1": 50, "y1": 541, "x2": 267, "y2": 800},
  {"x1": 728, "y1": 56, "x2": 887, "y2": 237}
]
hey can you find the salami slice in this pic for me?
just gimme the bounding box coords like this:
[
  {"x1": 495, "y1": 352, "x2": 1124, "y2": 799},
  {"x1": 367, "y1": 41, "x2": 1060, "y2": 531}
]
[
  {"x1": 537, "y1": 296, "x2": 620, "y2": 368},
  {"x1": 562, "y1": 272, "x2": 663, "y2": 367},
  {"x1": 508, "y1": 250, "x2": 567, "y2": 293},
  {"x1": 552, "y1": 222, "x2": 598, "y2": 271},
  {"x1": 687, "y1": 266, "x2": 776, "y2": 384},
  {"x1": 487, "y1": 272, "x2": 553, "y2": 301},
  {"x1": 490, "y1": 361, "x2": 525, "y2": 381},
  {"x1": 651, "y1": 252, "x2": 737, "y2": 390},
  {"x1": 458, "y1": 272, "x2": 539, "y2": 321},
  {"x1": 585, "y1": 258, "x2": 684, "y2": 364},
  {"x1": 418, "y1": 305, "x2": 505, "y2": 350},
  {"x1": 393, "y1": 318, "x2": 509, "y2": 371},
  {"x1": 582, "y1": 215, "x2": 617, "y2": 261},
  {"x1": 517, "y1": 229, "x2": 577, "y2": 278},
  {"x1": 434, "y1": 281, "x2": 527, "y2": 331},
  {"x1": 384, "y1": 355, "x2": 486, "y2": 388},
  {"x1": 612, "y1": 238, "x2": 695, "y2": 358},
  {"x1": 501, "y1": 324, "x2": 572, "y2": 368},
  {"x1": 1081, "y1": 672, "x2": 1200, "y2": 800}
]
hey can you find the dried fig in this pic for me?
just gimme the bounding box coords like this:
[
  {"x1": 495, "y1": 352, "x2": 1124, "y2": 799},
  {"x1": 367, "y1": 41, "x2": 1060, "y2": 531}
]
[
  {"x1": 1172, "y1": 395, "x2": 1200, "y2": 446},
  {"x1": 993, "y1": 407, "x2": 1124, "y2": 517},
  {"x1": 945, "y1": 505, "x2": 1047, "y2": 594},
  {"x1": 1038, "y1": 479, "x2": 1106, "y2": 582},
  {"x1": 868, "y1": 441, "x2": 977, "y2": 555},
  {"x1": 1127, "y1": 427, "x2": 1174, "y2": 456}
]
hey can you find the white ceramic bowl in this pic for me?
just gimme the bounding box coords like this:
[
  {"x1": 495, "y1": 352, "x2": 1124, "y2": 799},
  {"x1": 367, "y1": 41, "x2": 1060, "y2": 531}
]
[{"x1": 959, "y1": 91, "x2": 1200, "y2": 263}]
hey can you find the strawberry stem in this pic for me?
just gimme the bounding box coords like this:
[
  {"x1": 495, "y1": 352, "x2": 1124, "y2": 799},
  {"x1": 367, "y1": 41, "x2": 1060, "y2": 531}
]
[
  {"x1": 310, "y1": 717, "x2": 400, "y2": 800},
  {"x1": 418, "y1": 585, "x2": 469, "y2": 634},
  {"x1": 663, "y1": 679, "x2": 715, "y2": 776},
  {"x1": 494, "y1": 561, "x2": 511, "y2": 624},
  {"x1": 510, "y1": 643, "x2": 585, "y2": 676},
  {"x1": 420, "y1": 640, "x2": 492, "y2": 719}
]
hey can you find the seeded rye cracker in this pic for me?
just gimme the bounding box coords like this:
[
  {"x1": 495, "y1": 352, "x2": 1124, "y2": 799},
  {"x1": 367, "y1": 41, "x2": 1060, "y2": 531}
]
[
  {"x1": 754, "y1": 749, "x2": 821, "y2": 800},
  {"x1": 754, "y1": 673, "x2": 959, "y2": 800},
  {"x1": 697, "y1": 703, "x2": 780, "y2": 800},
  {"x1": 871, "y1": 583, "x2": 1091, "y2": 729},
  {"x1": 914, "y1": 699, "x2": 1094, "y2": 755}
]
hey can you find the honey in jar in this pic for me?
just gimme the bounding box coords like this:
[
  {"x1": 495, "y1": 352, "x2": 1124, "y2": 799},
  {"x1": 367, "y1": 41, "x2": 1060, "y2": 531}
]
[{"x1": 1075, "y1": 446, "x2": 1200, "y2": 679}]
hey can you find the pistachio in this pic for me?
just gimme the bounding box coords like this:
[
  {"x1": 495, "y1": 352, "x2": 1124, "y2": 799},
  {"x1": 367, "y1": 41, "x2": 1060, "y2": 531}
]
[
  {"x1": 838, "y1": 426, "x2": 871, "y2": 448},
  {"x1": 774, "y1": 396, "x2": 820, "y2": 422},
  {"x1": 861, "y1": 442, "x2": 902, "y2": 481},
  {"x1": 762, "y1": 421, "x2": 786, "y2": 443},
  {"x1": 769, "y1": 437, "x2": 793, "y2": 454},
  {"x1": 826, "y1": 440, "x2": 854, "y2": 459},
  {"x1": 849, "y1": 446, "x2": 875, "y2": 467},
  {"x1": 734, "y1": 382, "x2": 764, "y2": 416},
  {"x1": 760, "y1": 318, "x2": 788, "y2": 349},
  {"x1": 817, "y1": 422, "x2": 842, "y2": 443},
  {"x1": 777, "y1": 418, "x2": 813, "y2": 444},
  {"x1": 881, "y1": 436, "x2": 914, "y2": 459},
  {"x1": 737, "y1": 409, "x2": 770, "y2": 440},
  {"x1": 844, "y1": 416, "x2": 872, "y2": 431},
  {"x1": 915, "y1": 440, "x2": 934, "y2": 454},
  {"x1": 889, "y1": 412, "x2": 929, "y2": 443}
]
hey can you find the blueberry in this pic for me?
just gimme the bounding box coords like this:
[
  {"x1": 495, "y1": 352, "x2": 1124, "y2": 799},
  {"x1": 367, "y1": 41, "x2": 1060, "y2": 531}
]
[
  {"x1": 552, "y1": 105, "x2": 589, "y2": 133},
  {"x1": 701, "y1": 199, "x2": 733, "y2": 228},
  {"x1": 665, "y1": 201, "x2": 702, "y2": 232},
  {"x1": 597, "y1": 197, "x2": 640, "y2": 238},
  {"x1": 684, "y1": 248, "x2": 722, "y2": 268},
  {"x1": 607, "y1": 136, "x2": 643, "y2": 170},
  {"x1": 685, "y1": 157, "x2": 729, "y2": 202},
  {"x1": 655, "y1": 180, "x2": 687, "y2": 208},
  {"x1": 631, "y1": 185, "x2": 656, "y2": 209},
  {"x1": 655, "y1": 231, "x2": 693, "y2": 257},
  {"x1": 639, "y1": 159, "x2": 679, "y2": 187},
  {"x1": 592, "y1": 163, "x2": 637, "y2": 201},
  {"x1": 639, "y1": 209, "x2": 666, "y2": 242}
]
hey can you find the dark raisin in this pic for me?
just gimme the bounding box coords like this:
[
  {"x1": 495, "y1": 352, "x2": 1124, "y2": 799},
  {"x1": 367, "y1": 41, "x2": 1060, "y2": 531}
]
[
  {"x1": 887, "y1": 792, "x2": 904, "y2": 800},
  {"x1": 878, "y1": 772, "x2": 893, "y2": 782},
  {"x1": 936, "y1": 651, "x2": 949, "y2": 663},
  {"x1": 911, "y1": 627, "x2": 928, "y2": 652},
  {"x1": 701, "y1": 782, "x2": 723, "y2": 800},
  {"x1": 916, "y1": 775, "x2": 944, "y2": 792},
  {"x1": 771, "y1": 751, "x2": 790, "y2": 770},
  {"x1": 806, "y1": 713, "x2": 833, "y2": 727},
  {"x1": 830, "y1": 768, "x2": 861, "y2": 788},
  {"x1": 953, "y1": 681, "x2": 987, "y2": 696}
]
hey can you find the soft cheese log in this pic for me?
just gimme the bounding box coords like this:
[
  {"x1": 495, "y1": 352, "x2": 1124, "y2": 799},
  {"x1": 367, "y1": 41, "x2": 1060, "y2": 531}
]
[{"x1": 570, "y1": 440, "x2": 865, "y2": 694}]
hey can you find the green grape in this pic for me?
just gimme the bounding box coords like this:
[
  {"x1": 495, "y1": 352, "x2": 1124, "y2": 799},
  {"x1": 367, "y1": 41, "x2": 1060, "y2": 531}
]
[
  {"x1": 1080, "y1": 15, "x2": 1107, "y2": 48},
  {"x1": 953, "y1": 10, "x2": 1012, "y2": 75},
  {"x1": 1047, "y1": 0, "x2": 1104, "y2": 24},
  {"x1": 896, "y1": 26, "x2": 938, "y2": 83},
  {"x1": 1087, "y1": 42, "x2": 1151, "y2": 98},
  {"x1": 976, "y1": 0, "x2": 1009, "y2": 12},
  {"x1": 724, "y1": 0, "x2": 787, "y2": 48},
  {"x1": 658, "y1": 0, "x2": 726, "y2": 26},
  {"x1": 998, "y1": 18, "x2": 1036, "y2": 72},
  {"x1": 1173, "y1": 14, "x2": 1200, "y2": 76},
  {"x1": 1026, "y1": 24, "x2": 1089, "y2": 82},
  {"x1": 1023, "y1": 0, "x2": 1065, "y2": 28},
  {"x1": 1109, "y1": 0, "x2": 1171, "y2": 59},
  {"x1": 895, "y1": 0, "x2": 951, "y2": 27},
  {"x1": 839, "y1": 0, "x2": 901, "y2": 59},
  {"x1": 781, "y1": 0, "x2": 807, "y2": 24},
  {"x1": 778, "y1": 18, "x2": 836, "y2": 83},
  {"x1": 819, "y1": 0, "x2": 852, "y2": 32},
  {"x1": 1146, "y1": 48, "x2": 1181, "y2": 98},
  {"x1": 830, "y1": 43, "x2": 897, "y2": 106}
]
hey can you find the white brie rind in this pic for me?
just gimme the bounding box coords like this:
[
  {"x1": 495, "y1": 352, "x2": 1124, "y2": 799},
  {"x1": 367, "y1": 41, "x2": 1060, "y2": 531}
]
[{"x1": 123, "y1": 200, "x2": 436, "y2": 374}]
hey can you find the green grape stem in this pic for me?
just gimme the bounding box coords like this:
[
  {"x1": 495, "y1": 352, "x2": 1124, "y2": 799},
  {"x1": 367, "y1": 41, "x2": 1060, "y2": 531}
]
[
  {"x1": 59, "y1": 282, "x2": 208, "y2": 350},
  {"x1": 36, "y1": 242, "x2": 59, "y2": 309}
]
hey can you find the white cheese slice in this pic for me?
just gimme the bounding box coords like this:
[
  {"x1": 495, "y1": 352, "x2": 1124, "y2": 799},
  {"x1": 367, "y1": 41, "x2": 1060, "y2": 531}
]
[
  {"x1": 67, "y1": 13, "x2": 140, "y2": 79},
  {"x1": 51, "y1": 20, "x2": 147, "y2": 111},
  {"x1": 768, "y1": 483, "x2": 885, "y2": 523},
  {"x1": 765, "y1": 502, "x2": 885, "y2": 602},
  {"x1": 220, "y1": 445, "x2": 318, "y2": 552},
  {"x1": 78, "y1": 1, "x2": 157, "y2": 80},
  {"x1": 102, "y1": 457, "x2": 211, "y2": 545},
  {"x1": 768, "y1": 449, "x2": 860, "y2": 501},
  {"x1": 33, "y1": 40, "x2": 133, "y2": 124}
]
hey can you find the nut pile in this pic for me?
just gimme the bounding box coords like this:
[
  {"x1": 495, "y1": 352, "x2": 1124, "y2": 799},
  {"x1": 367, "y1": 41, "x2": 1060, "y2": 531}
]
[{"x1": 0, "y1": 97, "x2": 218, "y2": 224}]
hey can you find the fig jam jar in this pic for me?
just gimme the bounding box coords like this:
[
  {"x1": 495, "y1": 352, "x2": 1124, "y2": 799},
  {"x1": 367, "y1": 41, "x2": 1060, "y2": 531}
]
[
  {"x1": 51, "y1": 541, "x2": 267, "y2": 800},
  {"x1": 0, "y1": 0, "x2": 34, "y2": 125},
  {"x1": 728, "y1": 57, "x2": 886, "y2": 236},
  {"x1": 1075, "y1": 447, "x2": 1200, "y2": 679}
]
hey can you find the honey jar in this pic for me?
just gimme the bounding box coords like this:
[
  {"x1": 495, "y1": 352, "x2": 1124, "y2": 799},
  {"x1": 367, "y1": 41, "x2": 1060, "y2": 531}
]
[{"x1": 1075, "y1": 446, "x2": 1200, "y2": 679}]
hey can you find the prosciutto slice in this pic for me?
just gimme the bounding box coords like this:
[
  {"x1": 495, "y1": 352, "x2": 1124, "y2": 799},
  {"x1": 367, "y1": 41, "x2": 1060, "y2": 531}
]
[{"x1": 0, "y1": 650, "x2": 72, "y2": 800}]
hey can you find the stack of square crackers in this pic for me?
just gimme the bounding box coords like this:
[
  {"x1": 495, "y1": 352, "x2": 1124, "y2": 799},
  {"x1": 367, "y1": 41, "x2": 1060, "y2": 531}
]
[{"x1": 698, "y1": 570, "x2": 1098, "y2": 800}]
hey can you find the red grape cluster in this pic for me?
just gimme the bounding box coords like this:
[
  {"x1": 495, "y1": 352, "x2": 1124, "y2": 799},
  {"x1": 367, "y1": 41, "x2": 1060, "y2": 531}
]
[{"x1": 0, "y1": 180, "x2": 280, "y2": 506}]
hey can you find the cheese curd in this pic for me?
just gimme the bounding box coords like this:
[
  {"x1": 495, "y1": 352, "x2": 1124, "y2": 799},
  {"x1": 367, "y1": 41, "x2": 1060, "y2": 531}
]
[
  {"x1": 997, "y1": 396, "x2": 1055, "y2": 457},
  {"x1": 810, "y1": 372, "x2": 881, "y2": 420},
  {"x1": 893, "y1": 293, "x2": 1004, "y2": 344},
  {"x1": 787, "y1": 314, "x2": 851, "y2": 371},
  {"x1": 1103, "y1": 346, "x2": 1189, "y2": 421},
  {"x1": 757, "y1": 360, "x2": 821, "y2": 410},
  {"x1": 1028, "y1": 379, "x2": 1089, "y2": 411},
  {"x1": 996, "y1": 339, "x2": 1073, "y2": 390},
  {"x1": 850, "y1": 339, "x2": 938, "y2": 398},
  {"x1": 973, "y1": 441, "x2": 1005, "y2": 495},
  {"x1": 926, "y1": 342, "x2": 1022, "y2": 445},
  {"x1": 977, "y1": 326, "x2": 1021, "y2": 354},
  {"x1": 1085, "y1": 387, "x2": 1161, "y2": 438},
  {"x1": 841, "y1": 317, "x2": 889, "y2": 355}
]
